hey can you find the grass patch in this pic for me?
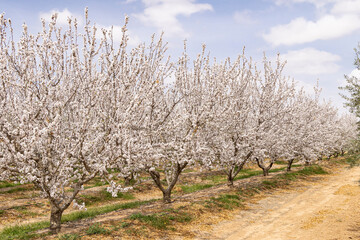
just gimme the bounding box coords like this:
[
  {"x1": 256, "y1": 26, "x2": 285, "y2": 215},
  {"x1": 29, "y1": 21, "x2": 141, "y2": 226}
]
[
  {"x1": 0, "y1": 221, "x2": 49, "y2": 240},
  {"x1": 279, "y1": 165, "x2": 327, "y2": 181},
  {"x1": 58, "y1": 233, "x2": 81, "y2": 240},
  {"x1": 77, "y1": 189, "x2": 135, "y2": 206},
  {"x1": 180, "y1": 183, "x2": 213, "y2": 193},
  {"x1": 233, "y1": 170, "x2": 260, "y2": 181},
  {"x1": 1, "y1": 187, "x2": 33, "y2": 194},
  {"x1": 262, "y1": 180, "x2": 279, "y2": 188},
  {"x1": 183, "y1": 168, "x2": 194, "y2": 173},
  {"x1": 129, "y1": 210, "x2": 192, "y2": 230},
  {"x1": 0, "y1": 199, "x2": 154, "y2": 240},
  {"x1": 62, "y1": 200, "x2": 153, "y2": 223},
  {"x1": 205, "y1": 194, "x2": 243, "y2": 210},
  {"x1": 86, "y1": 223, "x2": 110, "y2": 235},
  {"x1": 0, "y1": 181, "x2": 21, "y2": 189},
  {"x1": 341, "y1": 154, "x2": 360, "y2": 168},
  {"x1": 202, "y1": 175, "x2": 226, "y2": 184}
]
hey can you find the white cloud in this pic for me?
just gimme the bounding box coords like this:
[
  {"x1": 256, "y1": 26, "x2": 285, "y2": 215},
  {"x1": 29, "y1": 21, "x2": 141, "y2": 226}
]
[
  {"x1": 263, "y1": 14, "x2": 360, "y2": 46},
  {"x1": 233, "y1": 10, "x2": 256, "y2": 24},
  {"x1": 331, "y1": 0, "x2": 360, "y2": 15},
  {"x1": 295, "y1": 80, "x2": 317, "y2": 94},
  {"x1": 134, "y1": 0, "x2": 213, "y2": 38},
  {"x1": 39, "y1": 9, "x2": 83, "y2": 26},
  {"x1": 280, "y1": 48, "x2": 341, "y2": 75},
  {"x1": 96, "y1": 25, "x2": 141, "y2": 47},
  {"x1": 274, "y1": 0, "x2": 337, "y2": 8}
]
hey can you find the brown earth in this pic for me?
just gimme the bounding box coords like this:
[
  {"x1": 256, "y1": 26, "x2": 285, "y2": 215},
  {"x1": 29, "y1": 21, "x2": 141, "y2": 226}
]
[{"x1": 196, "y1": 165, "x2": 360, "y2": 240}]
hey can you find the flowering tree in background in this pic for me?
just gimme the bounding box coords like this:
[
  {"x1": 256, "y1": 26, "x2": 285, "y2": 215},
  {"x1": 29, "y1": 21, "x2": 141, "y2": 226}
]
[
  {"x1": 138, "y1": 44, "x2": 217, "y2": 203},
  {"x1": 250, "y1": 55, "x2": 296, "y2": 176},
  {"x1": 200, "y1": 53, "x2": 256, "y2": 186}
]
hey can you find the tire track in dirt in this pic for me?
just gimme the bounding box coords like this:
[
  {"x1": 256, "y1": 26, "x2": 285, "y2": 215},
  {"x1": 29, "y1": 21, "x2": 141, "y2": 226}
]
[{"x1": 197, "y1": 166, "x2": 360, "y2": 240}]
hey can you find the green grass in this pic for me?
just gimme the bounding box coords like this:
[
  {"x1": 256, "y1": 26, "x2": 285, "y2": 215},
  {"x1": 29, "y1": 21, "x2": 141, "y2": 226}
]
[
  {"x1": 62, "y1": 200, "x2": 153, "y2": 223},
  {"x1": 129, "y1": 210, "x2": 192, "y2": 230},
  {"x1": 85, "y1": 223, "x2": 110, "y2": 235},
  {"x1": 58, "y1": 233, "x2": 81, "y2": 240},
  {"x1": 180, "y1": 183, "x2": 213, "y2": 193},
  {"x1": 279, "y1": 165, "x2": 327, "y2": 181},
  {"x1": 84, "y1": 181, "x2": 108, "y2": 189},
  {"x1": 205, "y1": 194, "x2": 243, "y2": 210},
  {"x1": 1, "y1": 187, "x2": 33, "y2": 194},
  {"x1": 339, "y1": 154, "x2": 360, "y2": 168},
  {"x1": 183, "y1": 168, "x2": 194, "y2": 173},
  {"x1": 12, "y1": 206, "x2": 40, "y2": 217},
  {"x1": 233, "y1": 170, "x2": 260, "y2": 181},
  {"x1": 0, "y1": 181, "x2": 21, "y2": 189},
  {"x1": 262, "y1": 180, "x2": 279, "y2": 188},
  {"x1": 0, "y1": 199, "x2": 154, "y2": 240},
  {"x1": 77, "y1": 189, "x2": 135, "y2": 206},
  {"x1": 0, "y1": 221, "x2": 49, "y2": 240},
  {"x1": 203, "y1": 165, "x2": 328, "y2": 211}
]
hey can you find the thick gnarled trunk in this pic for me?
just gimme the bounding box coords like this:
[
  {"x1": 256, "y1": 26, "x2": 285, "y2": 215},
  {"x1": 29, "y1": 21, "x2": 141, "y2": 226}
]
[
  {"x1": 256, "y1": 158, "x2": 274, "y2": 176},
  {"x1": 226, "y1": 151, "x2": 252, "y2": 187},
  {"x1": 149, "y1": 162, "x2": 188, "y2": 203},
  {"x1": 50, "y1": 203, "x2": 64, "y2": 234},
  {"x1": 226, "y1": 160, "x2": 247, "y2": 187},
  {"x1": 124, "y1": 172, "x2": 134, "y2": 186},
  {"x1": 287, "y1": 159, "x2": 294, "y2": 172}
]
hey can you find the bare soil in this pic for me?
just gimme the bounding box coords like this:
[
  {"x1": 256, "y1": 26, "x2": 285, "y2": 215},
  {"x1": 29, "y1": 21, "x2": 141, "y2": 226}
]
[{"x1": 196, "y1": 165, "x2": 360, "y2": 240}]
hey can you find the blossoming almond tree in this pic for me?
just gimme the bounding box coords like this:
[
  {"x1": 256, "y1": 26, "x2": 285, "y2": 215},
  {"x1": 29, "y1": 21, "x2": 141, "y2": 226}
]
[
  {"x1": 250, "y1": 55, "x2": 296, "y2": 176},
  {"x1": 200, "y1": 53, "x2": 256, "y2": 187},
  {"x1": 0, "y1": 10, "x2": 136, "y2": 233}
]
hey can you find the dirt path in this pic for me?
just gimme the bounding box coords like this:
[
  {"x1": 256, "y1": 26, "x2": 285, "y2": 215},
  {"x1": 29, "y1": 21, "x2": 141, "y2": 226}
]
[{"x1": 197, "y1": 166, "x2": 360, "y2": 240}]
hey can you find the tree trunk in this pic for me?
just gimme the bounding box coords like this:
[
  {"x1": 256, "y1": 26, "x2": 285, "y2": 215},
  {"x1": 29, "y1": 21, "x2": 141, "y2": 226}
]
[
  {"x1": 286, "y1": 159, "x2": 294, "y2": 172},
  {"x1": 50, "y1": 203, "x2": 63, "y2": 234},
  {"x1": 227, "y1": 174, "x2": 234, "y2": 187},
  {"x1": 263, "y1": 168, "x2": 270, "y2": 176},
  {"x1": 341, "y1": 149, "x2": 345, "y2": 156},
  {"x1": 256, "y1": 158, "x2": 273, "y2": 176},
  {"x1": 149, "y1": 162, "x2": 187, "y2": 203},
  {"x1": 226, "y1": 152, "x2": 252, "y2": 187},
  {"x1": 124, "y1": 172, "x2": 134, "y2": 186},
  {"x1": 162, "y1": 190, "x2": 172, "y2": 203}
]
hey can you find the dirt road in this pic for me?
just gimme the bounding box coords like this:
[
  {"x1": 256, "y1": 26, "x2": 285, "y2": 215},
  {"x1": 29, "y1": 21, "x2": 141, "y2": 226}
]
[{"x1": 197, "y1": 166, "x2": 360, "y2": 240}]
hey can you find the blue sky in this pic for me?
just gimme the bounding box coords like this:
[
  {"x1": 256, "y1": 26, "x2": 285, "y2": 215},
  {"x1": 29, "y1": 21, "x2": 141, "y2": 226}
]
[{"x1": 1, "y1": 0, "x2": 360, "y2": 112}]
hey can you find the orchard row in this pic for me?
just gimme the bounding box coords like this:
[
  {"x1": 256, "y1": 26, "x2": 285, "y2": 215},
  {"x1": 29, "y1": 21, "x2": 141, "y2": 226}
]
[{"x1": 0, "y1": 10, "x2": 357, "y2": 234}]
